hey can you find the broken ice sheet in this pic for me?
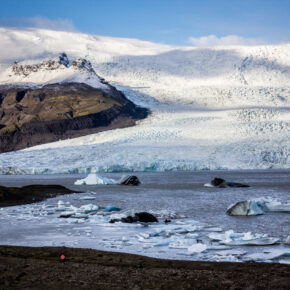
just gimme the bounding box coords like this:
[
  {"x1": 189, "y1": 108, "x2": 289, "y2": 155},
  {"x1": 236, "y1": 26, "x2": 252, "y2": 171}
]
[
  {"x1": 245, "y1": 249, "x2": 290, "y2": 261},
  {"x1": 188, "y1": 243, "x2": 207, "y2": 254},
  {"x1": 216, "y1": 249, "x2": 247, "y2": 256},
  {"x1": 208, "y1": 230, "x2": 279, "y2": 246}
]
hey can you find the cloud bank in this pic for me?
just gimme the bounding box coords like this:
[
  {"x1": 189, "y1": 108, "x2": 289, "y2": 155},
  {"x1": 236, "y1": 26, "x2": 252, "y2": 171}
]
[
  {"x1": 0, "y1": 16, "x2": 76, "y2": 32},
  {"x1": 188, "y1": 35, "x2": 267, "y2": 47}
]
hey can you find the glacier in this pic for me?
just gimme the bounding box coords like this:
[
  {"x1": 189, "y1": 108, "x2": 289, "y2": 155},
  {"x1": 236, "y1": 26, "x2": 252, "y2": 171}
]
[{"x1": 0, "y1": 27, "x2": 289, "y2": 173}]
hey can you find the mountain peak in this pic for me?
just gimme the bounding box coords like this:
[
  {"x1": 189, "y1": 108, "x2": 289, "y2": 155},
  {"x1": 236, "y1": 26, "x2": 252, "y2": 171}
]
[{"x1": 0, "y1": 53, "x2": 108, "y2": 90}]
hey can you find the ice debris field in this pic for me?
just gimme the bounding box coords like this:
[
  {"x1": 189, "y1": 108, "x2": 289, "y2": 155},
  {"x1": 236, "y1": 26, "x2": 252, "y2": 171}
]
[
  {"x1": 0, "y1": 27, "x2": 289, "y2": 173},
  {"x1": 1, "y1": 196, "x2": 289, "y2": 264}
]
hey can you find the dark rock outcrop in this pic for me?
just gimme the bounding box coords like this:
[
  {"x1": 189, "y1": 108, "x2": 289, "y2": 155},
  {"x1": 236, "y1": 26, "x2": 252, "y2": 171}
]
[
  {"x1": 207, "y1": 177, "x2": 250, "y2": 188},
  {"x1": 119, "y1": 175, "x2": 141, "y2": 186},
  {"x1": 0, "y1": 184, "x2": 79, "y2": 207},
  {"x1": 0, "y1": 82, "x2": 149, "y2": 153},
  {"x1": 110, "y1": 212, "x2": 158, "y2": 223}
]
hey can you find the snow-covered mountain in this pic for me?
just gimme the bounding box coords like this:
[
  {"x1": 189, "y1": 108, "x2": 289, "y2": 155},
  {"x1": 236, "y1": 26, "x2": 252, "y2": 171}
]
[
  {"x1": 0, "y1": 52, "x2": 108, "y2": 90},
  {"x1": 0, "y1": 27, "x2": 289, "y2": 173}
]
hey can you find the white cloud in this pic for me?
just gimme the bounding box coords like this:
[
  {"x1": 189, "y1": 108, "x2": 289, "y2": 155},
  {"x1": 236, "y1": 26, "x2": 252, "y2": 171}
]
[
  {"x1": 188, "y1": 34, "x2": 266, "y2": 47},
  {"x1": 0, "y1": 16, "x2": 76, "y2": 32}
]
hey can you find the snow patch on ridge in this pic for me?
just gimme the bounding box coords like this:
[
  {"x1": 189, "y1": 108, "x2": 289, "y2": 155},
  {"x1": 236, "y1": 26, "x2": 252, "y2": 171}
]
[{"x1": 0, "y1": 52, "x2": 109, "y2": 90}]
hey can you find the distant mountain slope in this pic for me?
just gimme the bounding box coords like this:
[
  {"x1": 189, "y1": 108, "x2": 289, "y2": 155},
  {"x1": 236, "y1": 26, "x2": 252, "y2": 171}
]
[
  {"x1": 0, "y1": 53, "x2": 148, "y2": 153},
  {"x1": 0, "y1": 27, "x2": 288, "y2": 172}
]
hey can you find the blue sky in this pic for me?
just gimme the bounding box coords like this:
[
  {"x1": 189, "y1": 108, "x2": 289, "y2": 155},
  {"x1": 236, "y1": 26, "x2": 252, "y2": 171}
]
[{"x1": 1, "y1": 0, "x2": 290, "y2": 45}]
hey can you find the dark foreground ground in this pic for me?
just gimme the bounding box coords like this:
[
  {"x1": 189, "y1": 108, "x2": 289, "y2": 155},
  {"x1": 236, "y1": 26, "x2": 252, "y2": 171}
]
[{"x1": 0, "y1": 245, "x2": 289, "y2": 290}]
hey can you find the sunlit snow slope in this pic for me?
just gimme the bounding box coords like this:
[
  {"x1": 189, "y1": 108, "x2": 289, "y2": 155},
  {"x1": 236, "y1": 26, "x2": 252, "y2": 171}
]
[{"x1": 0, "y1": 27, "x2": 289, "y2": 173}]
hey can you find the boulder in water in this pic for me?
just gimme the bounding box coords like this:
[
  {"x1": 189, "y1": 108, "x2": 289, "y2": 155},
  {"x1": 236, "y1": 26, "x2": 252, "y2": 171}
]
[
  {"x1": 110, "y1": 212, "x2": 158, "y2": 223},
  {"x1": 204, "y1": 177, "x2": 249, "y2": 188},
  {"x1": 118, "y1": 175, "x2": 141, "y2": 186}
]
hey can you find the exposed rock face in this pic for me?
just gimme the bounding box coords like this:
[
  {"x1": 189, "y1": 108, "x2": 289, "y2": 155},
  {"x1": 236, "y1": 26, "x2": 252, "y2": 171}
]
[{"x1": 0, "y1": 82, "x2": 148, "y2": 153}]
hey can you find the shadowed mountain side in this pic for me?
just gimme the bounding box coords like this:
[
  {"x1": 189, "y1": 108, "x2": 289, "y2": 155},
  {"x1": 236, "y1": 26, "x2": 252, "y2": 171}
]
[{"x1": 0, "y1": 83, "x2": 149, "y2": 153}]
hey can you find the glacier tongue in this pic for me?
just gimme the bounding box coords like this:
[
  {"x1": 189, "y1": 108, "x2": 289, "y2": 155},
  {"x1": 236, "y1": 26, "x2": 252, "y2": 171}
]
[{"x1": 0, "y1": 27, "x2": 289, "y2": 173}]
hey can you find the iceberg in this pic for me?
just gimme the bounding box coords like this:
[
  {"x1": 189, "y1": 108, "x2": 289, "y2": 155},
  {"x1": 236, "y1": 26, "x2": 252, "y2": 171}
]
[
  {"x1": 227, "y1": 197, "x2": 290, "y2": 216},
  {"x1": 227, "y1": 200, "x2": 264, "y2": 216},
  {"x1": 74, "y1": 173, "x2": 116, "y2": 185}
]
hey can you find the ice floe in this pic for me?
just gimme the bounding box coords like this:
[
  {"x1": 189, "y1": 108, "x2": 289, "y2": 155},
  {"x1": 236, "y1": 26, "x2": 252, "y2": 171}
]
[
  {"x1": 245, "y1": 249, "x2": 290, "y2": 261},
  {"x1": 208, "y1": 230, "x2": 279, "y2": 246}
]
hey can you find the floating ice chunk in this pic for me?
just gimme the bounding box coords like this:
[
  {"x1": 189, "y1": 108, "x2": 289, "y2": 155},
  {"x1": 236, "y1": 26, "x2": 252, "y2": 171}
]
[
  {"x1": 202, "y1": 227, "x2": 223, "y2": 232},
  {"x1": 79, "y1": 204, "x2": 99, "y2": 214},
  {"x1": 169, "y1": 238, "x2": 198, "y2": 249},
  {"x1": 204, "y1": 183, "x2": 214, "y2": 188},
  {"x1": 216, "y1": 249, "x2": 247, "y2": 256},
  {"x1": 285, "y1": 236, "x2": 290, "y2": 245},
  {"x1": 105, "y1": 206, "x2": 121, "y2": 212},
  {"x1": 227, "y1": 197, "x2": 290, "y2": 216},
  {"x1": 74, "y1": 173, "x2": 116, "y2": 185},
  {"x1": 79, "y1": 196, "x2": 96, "y2": 200},
  {"x1": 188, "y1": 243, "x2": 207, "y2": 254},
  {"x1": 263, "y1": 200, "x2": 290, "y2": 212},
  {"x1": 59, "y1": 211, "x2": 76, "y2": 218},
  {"x1": 208, "y1": 232, "x2": 226, "y2": 241},
  {"x1": 148, "y1": 209, "x2": 186, "y2": 219},
  {"x1": 207, "y1": 245, "x2": 232, "y2": 250},
  {"x1": 227, "y1": 200, "x2": 264, "y2": 216}
]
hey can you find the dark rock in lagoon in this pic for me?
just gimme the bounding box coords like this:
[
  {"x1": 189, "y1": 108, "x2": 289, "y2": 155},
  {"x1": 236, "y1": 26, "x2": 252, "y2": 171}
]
[
  {"x1": 226, "y1": 181, "x2": 250, "y2": 188},
  {"x1": 211, "y1": 178, "x2": 227, "y2": 187},
  {"x1": 110, "y1": 212, "x2": 158, "y2": 223},
  {"x1": 206, "y1": 177, "x2": 250, "y2": 188},
  {"x1": 0, "y1": 184, "x2": 79, "y2": 207},
  {"x1": 118, "y1": 175, "x2": 141, "y2": 186}
]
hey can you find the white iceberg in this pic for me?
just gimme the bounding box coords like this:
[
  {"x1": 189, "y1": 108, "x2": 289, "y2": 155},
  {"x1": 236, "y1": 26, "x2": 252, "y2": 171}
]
[{"x1": 74, "y1": 173, "x2": 116, "y2": 185}]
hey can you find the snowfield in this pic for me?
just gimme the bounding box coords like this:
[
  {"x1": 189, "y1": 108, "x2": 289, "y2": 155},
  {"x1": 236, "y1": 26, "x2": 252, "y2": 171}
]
[{"x1": 0, "y1": 27, "x2": 289, "y2": 173}]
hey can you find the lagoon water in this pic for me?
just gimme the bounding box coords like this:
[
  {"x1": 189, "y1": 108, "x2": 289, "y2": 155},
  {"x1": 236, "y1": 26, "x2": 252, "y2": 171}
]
[{"x1": 0, "y1": 170, "x2": 289, "y2": 262}]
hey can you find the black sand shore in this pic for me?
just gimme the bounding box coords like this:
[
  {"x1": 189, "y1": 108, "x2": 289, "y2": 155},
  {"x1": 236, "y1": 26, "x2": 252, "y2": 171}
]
[{"x1": 0, "y1": 245, "x2": 289, "y2": 289}]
